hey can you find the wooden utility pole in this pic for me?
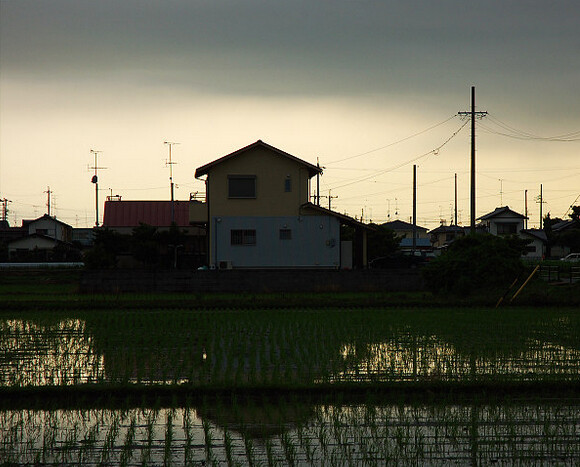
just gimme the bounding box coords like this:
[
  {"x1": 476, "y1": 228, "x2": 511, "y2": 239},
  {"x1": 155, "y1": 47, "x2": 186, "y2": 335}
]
[
  {"x1": 458, "y1": 86, "x2": 487, "y2": 234},
  {"x1": 412, "y1": 165, "x2": 417, "y2": 254},
  {"x1": 45, "y1": 186, "x2": 52, "y2": 216},
  {"x1": 164, "y1": 141, "x2": 179, "y2": 224},
  {"x1": 454, "y1": 173, "x2": 458, "y2": 226},
  {"x1": 89, "y1": 149, "x2": 105, "y2": 227}
]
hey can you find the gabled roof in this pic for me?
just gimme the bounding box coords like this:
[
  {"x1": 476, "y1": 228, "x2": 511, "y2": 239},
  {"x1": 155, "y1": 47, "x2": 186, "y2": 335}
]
[
  {"x1": 102, "y1": 200, "x2": 190, "y2": 228},
  {"x1": 300, "y1": 203, "x2": 375, "y2": 230},
  {"x1": 195, "y1": 140, "x2": 322, "y2": 179},
  {"x1": 477, "y1": 206, "x2": 527, "y2": 221},
  {"x1": 552, "y1": 219, "x2": 579, "y2": 232},
  {"x1": 428, "y1": 224, "x2": 465, "y2": 234},
  {"x1": 23, "y1": 214, "x2": 72, "y2": 229},
  {"x1": 520, "y1": 229, "x2": 547, "y2": 243},
  {"x1": 382, "y1": 219, "x2": 428, "y2": 233}
]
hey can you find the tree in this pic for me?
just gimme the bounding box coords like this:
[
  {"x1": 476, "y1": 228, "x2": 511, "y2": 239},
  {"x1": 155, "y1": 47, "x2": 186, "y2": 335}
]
[
  {"x1": 366, "y1": 223, "x2": 400, "y2": 261},
  {"x1": 422, "y1": 233, "x2": 526, "y2": 296},
  {"x1": 83, "y1": 228, "x2": 129, "y2": 269}
]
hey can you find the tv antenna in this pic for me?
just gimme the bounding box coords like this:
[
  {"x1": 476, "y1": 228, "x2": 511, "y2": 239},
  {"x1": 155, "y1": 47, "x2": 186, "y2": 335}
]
[
  {"x1": 89, "y1": 149, "x2": 106, "y2": 227},
  {"x1": 164, "y1": 141, "x2": 180, "y2": 223}
]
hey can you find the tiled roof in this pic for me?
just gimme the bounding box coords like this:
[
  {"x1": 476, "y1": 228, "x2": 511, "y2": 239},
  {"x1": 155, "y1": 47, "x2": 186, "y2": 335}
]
[
  {"x1": 478, "y1": 206, "x2": 527, "y2": 221},
  {"x1": 103, "y1": 201, "x2": 190, "y2": 228},
  {"x1": 195, "y1": 140, "x2": 321, "y2": 178},
  {"x1": 382, "y1": 220, "x2": 428, "y2": 232}
]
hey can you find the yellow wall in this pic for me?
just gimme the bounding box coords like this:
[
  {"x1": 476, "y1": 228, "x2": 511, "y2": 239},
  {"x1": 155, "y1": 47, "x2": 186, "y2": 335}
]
[{"x1": 207, "y1": 146, "x2": 313, "y2": 218}]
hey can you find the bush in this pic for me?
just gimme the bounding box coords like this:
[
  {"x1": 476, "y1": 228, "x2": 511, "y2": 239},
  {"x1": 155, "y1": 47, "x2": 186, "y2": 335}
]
[{"x1": 422, "y1": 234, "x2": 526, "y2": 296}]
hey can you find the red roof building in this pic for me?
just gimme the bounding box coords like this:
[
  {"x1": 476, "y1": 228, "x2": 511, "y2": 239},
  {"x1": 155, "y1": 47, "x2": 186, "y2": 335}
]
[{"x1": 103, "y1": 200, "x2": 190, "y2": 228}]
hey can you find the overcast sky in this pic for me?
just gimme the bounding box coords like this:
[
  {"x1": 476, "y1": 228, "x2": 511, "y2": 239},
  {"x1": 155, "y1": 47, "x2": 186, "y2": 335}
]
[{"x1": 1, "y1": 0, "x2": 579, "y2": 229}]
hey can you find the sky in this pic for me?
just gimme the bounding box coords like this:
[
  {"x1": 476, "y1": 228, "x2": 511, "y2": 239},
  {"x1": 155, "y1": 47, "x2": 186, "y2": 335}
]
[{"x1": 1, "y1": 0, "x2": 579, "y2": 230}]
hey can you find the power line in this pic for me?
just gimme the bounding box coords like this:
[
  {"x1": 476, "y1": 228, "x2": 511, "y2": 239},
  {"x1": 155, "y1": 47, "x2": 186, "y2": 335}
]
[
  {"x1": 481, "y1": 115, "x2": 580, "y2": 141},
  {"x1": 329, "y1": 119, "x2": 469, "y2": 191},
  {"x1": 327, "y1": 115, "x2": 458, "y2": 165}
]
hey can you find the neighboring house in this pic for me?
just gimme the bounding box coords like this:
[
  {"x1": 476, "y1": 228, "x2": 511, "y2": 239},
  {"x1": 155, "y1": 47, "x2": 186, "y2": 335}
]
[
  {"x1": 382, "y1": 220, "x2": 429, "y2": 240},
  {"x1": 194, "y1": 140, "x2": 371, "y2": 269},
  {"x1": 477, "y1": 206, "x2": 527, "y2": 236},
  {"x1": 428, "y1": 224, "x2": 465, "y2": 249},
  {"x1": 6, "y1": 215, "x2": 78, "y2": 261},
  {"x1": 102, "y1": 200, "x2": 191, "y2": 235},
  {"x1": 519, "y1": 229, "x2": 547, "y2": 259},
  {"x1": 478, "y1": 206, "x2": 550, "y2": 258},
  {"x1": 382, "y1": 219, "x2": 430, "y2": 252},
  {"x1": 549, "y1": 218, "x2": 580, "y2": 258},
  {"x1": 102, "y1": 199, "x2": 207, "y2": 267},
  {"x1": 23, "y1": 214, "x2": 73, "y2": 242}
]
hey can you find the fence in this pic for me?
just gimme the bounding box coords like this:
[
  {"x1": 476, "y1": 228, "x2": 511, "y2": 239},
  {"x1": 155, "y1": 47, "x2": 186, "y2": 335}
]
[{"x1": 538, "y1": 263, "x2": 580, "y2": 284}]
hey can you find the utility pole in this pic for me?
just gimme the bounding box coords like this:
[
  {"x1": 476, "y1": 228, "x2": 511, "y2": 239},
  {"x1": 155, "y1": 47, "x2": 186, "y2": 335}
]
[
  {"x1": 537, "y1": 184, "x2": 546, "y2": 229},
  {"x1": 164, "y1": 141, "x2": 179, "y2": 224},
  {"x1": 328, "y1": 190, "x2": 338, "y2": 210},
  {"x1": 525, "y1": 190, "x2": 528, "y2": 230},
  {"x1": 316, "y1": 158, "x2": 321, "y2": 206},
  {"x1": 458, "y1": 86, "x2": 487, "y2": 234},
  {"x1": 89, "y1": 149, "x2": 105, "y2": 227},
  {"x1": 45, "y1": 186, "x2": 52, "y2": 216},
  {"x1": 412, "y1": 165, "x2": 417, "y2": 255},
  {"x1": 454, "y1": 174, "x2": 458, "y2": 226}
]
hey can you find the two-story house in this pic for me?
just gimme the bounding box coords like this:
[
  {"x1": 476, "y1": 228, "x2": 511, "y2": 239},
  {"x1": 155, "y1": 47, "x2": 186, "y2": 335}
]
[
  {"x1": 194, "y1": 140, "x2": 370, "y2": 269},
  {"x1": 477, "y1": 206, "x2": 527, "y2": 235},
  {"x1": 7, "y1": 214, "x2": 78, "y2": 261}
]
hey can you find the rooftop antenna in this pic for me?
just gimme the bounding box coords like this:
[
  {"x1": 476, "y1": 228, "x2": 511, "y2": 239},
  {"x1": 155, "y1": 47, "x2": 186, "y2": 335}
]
[
  {"x1": 386, "y1": 199, "x2": 391, "y2": 220},
  {"x1": 1, "y1": 198, "x2": 11, "y2": 223},
  {"x1": 89, "y1": 149, "x2": 106, "y2": 227},
  {"x1": 164, "y1": 141, "x2": 180, "y2": 224},
  {"x1": 499, "y1": 179, "x2": 504, "y2": 206}
]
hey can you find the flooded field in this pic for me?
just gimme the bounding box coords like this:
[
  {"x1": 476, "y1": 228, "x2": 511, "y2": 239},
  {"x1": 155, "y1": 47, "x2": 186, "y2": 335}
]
[
  {"x1": 2, "y1": 400, "x2": 580, "y2": 465},
  {"x1": 1, "y1": 307, "x2": 580, "y2": 387},
  {"x1": 1, "y1": 307, "x2": 579, "y2": 464}
]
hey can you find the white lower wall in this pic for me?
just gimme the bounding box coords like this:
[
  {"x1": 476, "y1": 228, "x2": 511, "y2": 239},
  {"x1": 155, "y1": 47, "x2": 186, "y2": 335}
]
[{"x1": 212, "y1": 215, "x2": 340, "y2": 268}]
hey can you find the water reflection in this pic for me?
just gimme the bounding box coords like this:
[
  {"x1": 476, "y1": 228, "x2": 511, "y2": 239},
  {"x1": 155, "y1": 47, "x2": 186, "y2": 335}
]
[
  {"x1": 2, "y1": 400, "x2": 579, "y2": 465},
  {"x1": 0, "y1": 319, "x2": 105, "y2": 386},
  {"x1": 2, "y1": 309, "x2": 580, "y2": 387}
]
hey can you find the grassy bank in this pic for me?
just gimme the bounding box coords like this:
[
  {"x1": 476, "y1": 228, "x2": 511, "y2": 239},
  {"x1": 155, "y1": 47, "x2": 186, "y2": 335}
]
[{"x1": 1, "y1": 267, "x2": 579, "y2": 310}]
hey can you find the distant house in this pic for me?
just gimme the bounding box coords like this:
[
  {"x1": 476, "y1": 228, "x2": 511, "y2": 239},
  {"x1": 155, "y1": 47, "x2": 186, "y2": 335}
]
[
  {"x1": 194, "y1": 140, "x2": 371, "y2": 269},
  {"x1": 102, "y1": 199, "x2": 207, "y2": 267},
  {"x1": 519, "y1": 229, "x2": 547, "y2": 259},
  {"x1": 102, "y1": 200, "x2": 192, "y2": 234},
  {"x1": 428, "y1": 224, "x2": 466, "y2": 249},
  {"x1": 478, "y1": 206, "x2": 550, "y2": 258},
  {"x1": 7, "y1": 215, "x2": 78, "y2": 262},
  {"x1": 382, "y1": 219, "x2": 430, "y2": 252},
  {"x1": 382, "y1": 220, "x2": 429, "y2": 240},
  {"x1": 477, "y1": 206, "x2": 527, "y2": 236}
]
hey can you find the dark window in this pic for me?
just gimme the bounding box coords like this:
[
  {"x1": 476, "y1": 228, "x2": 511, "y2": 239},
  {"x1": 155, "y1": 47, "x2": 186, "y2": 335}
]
[
  {"x1": 228, "y1": 176, "x2": 256, "y2": 198},
  {"x1": 279, "y1": 229, "x2": 292, "y2": 240},
  {"x1": 35, "y1": 229, "x2": 49, "y2": 235},
  {"x1": 496, "y1": 223, "x2": 518, "y2": 235},
  {"x1": 231, "y1": 229, "x2": 256, "y2": 246},
  {"x1": 284, "y1": 177, "x2": 292, "y2": 192}
]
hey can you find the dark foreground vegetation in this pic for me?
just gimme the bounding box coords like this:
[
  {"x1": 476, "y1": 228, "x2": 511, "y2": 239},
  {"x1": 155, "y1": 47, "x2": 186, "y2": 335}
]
[{"x1": 2, "y1": 266, "x2": 579, "y2": 465}]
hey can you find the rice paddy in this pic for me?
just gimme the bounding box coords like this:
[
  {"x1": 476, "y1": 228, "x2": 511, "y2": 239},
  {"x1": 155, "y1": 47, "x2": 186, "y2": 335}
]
[
  {"x1": 1, "y1": 307, "x2": 580, "y2": 388},
  {"x1": 2, "y1": 399, "x2": 579, "y2": 465},
  {"x1": 1, "y1": 306, "x2": 579, "y2": 464}
]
